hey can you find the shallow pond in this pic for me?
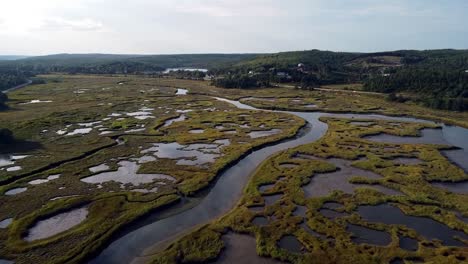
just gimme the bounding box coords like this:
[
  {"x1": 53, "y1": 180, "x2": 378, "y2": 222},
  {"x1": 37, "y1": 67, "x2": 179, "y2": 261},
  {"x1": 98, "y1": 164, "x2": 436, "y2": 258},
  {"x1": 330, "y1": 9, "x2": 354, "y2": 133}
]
[
  {"x1": 350, "y1": 121, "x2": 375, "y2": 126},
  {"x1": 5, "y1": 187, "x2": 27, "y2": 196},
  {"x1": 28, "y1": 174, "x2": 61, "y2": 185},
  {"x1": 400, "y1": 236, "x2": 418, "y2": 251},
  {"x1": 277, "y1": 235, "x2": 303, "y2": 253},
  {"x1": 0, "y1": 154, "x2": 28, "y2": 168},
  {"x1": 391, "y1": 157, "x2": 423, "y2": 165},
  {"x1": 81, "y1": 161, "x2": 174, "y2": 189},
  {"x1": 25, "y1": 207, "x2": 88, "y2": 241},
  {"x1": 175, "y1": 88, "x2": 188, "y2": 95},
  {"x1": 252, "y1": 216, "x2": 269, "y2": 226},
  {"x1": 188, "y1": 129, "x2": 204, "y2": 134},
  {"x1": 357, "y1": 204, "x2": 468, "y2": 246},
  {"x1": 347, "y1": 224, "x2": 391, "y2": 246},
  {"x1": 302, "y1": 158, "x2": 399, "y2": 197},
  {"x1": 141, "y1": 141, "x2": 230, "y2": 166},
  {"x1": 248, "y1": 129, "x2": 282, "y2": 139},
  {"x1": 319, "y1": 208, "x2": 349, "y2": 219},
  {"x1": 263, "y1": 194, "x2": 282, "y2": 206},
  {"x1": 163, "y1": 114, "x2": 186, "y2": 127},
  {"x1": 364, "y1": 128, "x2": 447, "y2": 145},
  {"x1": 89, "y1": 164, "x2": 110, "y2": 173},
  {"x1": 0, "y1": 218, "x2": 13, "y2": 228},
  {"x1": 215, "y1": 233, "x2": 283, "y2": 264}
]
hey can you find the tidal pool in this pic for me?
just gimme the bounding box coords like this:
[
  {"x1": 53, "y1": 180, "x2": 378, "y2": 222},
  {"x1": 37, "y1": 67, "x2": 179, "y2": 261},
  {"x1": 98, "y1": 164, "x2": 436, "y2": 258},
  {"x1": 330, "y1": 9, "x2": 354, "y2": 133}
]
[
  {"x1": 89, "y1": 164, "x2": 110, "y2": 173},
  {"x1": 28, "y1": 174, "x2": 61, "y2": 185},
  {"x1": 258, "y1": 183, "x2": 275, "y2": 193},
  {"x1": 302, "y1": 158, "x2": 393, "y2": 197},
  {"x1": 24, "y1": 207, "x2": 88, "y2": 241},
  {"x1": 175, "y1": 88, "x2": 188, "y2": 95},
  {"x1": 81, "y1": 161, "x2": 175, "y2": 189},
  {"x1": 432, "y1": 181, "x2": 468, "y2": 194},
  {"x1": 391, "y1": 157, "x2": 423, "y2": 165},
  {"x1": 263, "y1": 194, "x2": 282, "y2": 206},
  {"x1": 293, "y1": 205, "x2": 307, "y2": 218},
  {"x1": 252, "y1": 216, "x2": 269, "y2": 226},
  {"x1": 277, "y1": 235, "x2": 303, "y2": 253},
  {"x1": 21, "y1": 100, "x2": 53, "y2": 104},
  {"x1": 163, "y1": 114, "x2": 186, "y2": 127},
  {"x1": 347, "y1": 224, "x2": 391, "y2": 246},
  {"x1": 5, "y1": 187, "x2": 27, "y2": 196},
  {"x1": 0, "y1": 155, "x2": 28, "y2": 168},
  {"x1": 319, "y1": 208, "x2": 349, "y2": 219},
  {"x1": 243, "y1": 97, "x2": 276, "y2": 102},
  {"x1": 6, "y1": 166, "x2": 21, "y2": 172},
  {"x1": 350, "y1": 121, "x2": 375, "y2": 126},
  {"x1": 248, "y1": 129, "x2": 282, "y2": 139},
  {"x1": 364, "y1": 128, "x2": 447, "y2": 145},
  {"x1": 141, "y1": 140, "x2": 230, "y2": 166},
  {"x1": 399, "y1": 236, "x2": 418, "y2": 251},
  {"x1": 357, "y1": 204, "x2": 468, "y2": 246},
  {"x1": 215, "y1": 233, "x2": 283, "y2": 264},
  {"x1": 188, "y1": 129, "x2": 204, "y2": 134},
  {"x1": 67, "y1": 128, "x2": 93, "y2": 136},
  {"x1": 0, "y1": 218, "x2": 13, "y2": 228}
]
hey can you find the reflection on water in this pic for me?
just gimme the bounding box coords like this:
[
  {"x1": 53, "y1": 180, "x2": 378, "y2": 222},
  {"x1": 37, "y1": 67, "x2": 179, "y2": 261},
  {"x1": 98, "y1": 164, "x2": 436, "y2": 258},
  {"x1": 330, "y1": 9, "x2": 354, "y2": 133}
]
[
  {"x1": 364, "y1": 128, "x2": 447, "y2": 145},
  {"x1": 277, "y1": 235, "x2": 303, "y2": 253},
  {"x1": 163, "y1": 114, "x2": 186, "y2": 127},
  {"x1": 5, "y1": 187, "x2": 27, "y2": 196},
  {"x1": 81, "y1": 161, "x2": 175, "y2": 189},
  {"x1": 28, "y1": 174, "x2": 61, "y2": 185},
  {"x1": 347, "y1": 224, "x2": 391, "y2": 246},
  {"x1": 141, "y1": 140, "x2": 230, "y2": 166},
  {"x1": 215, "y1": 233, "x2": 283, "y2": 264},
  {"x1": 357, "y1": 204, "x2": 468, "y2": 246},
  {"x1": 25, "y1": 207, "x2": 88, "y2": 241},
  {"x1": 302, "y1": 158, "x2": 391, "y2": 197},
  {"x1": 248, "y1": 129, "x2": 282, "y2": 139},
  {"x1": 0, "y1": 218, "x2": 13, "y2": 228}
]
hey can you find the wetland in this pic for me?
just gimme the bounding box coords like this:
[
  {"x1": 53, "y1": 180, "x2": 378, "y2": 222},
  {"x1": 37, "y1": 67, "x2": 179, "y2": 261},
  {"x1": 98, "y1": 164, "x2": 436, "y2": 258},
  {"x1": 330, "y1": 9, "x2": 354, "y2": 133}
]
[{"x1": 0, "y1": 75, "x2": 466, "y2": 264}]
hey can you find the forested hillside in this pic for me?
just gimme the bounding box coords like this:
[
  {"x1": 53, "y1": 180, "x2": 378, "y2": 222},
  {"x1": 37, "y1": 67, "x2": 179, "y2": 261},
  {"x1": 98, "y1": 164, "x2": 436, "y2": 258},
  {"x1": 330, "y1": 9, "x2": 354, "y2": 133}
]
[
  {"x1": 0, "y1": 67, "x2": 28, "y2": 92},
  {"x1": 363, "y1": 50, "x2": 468, "y2": 111}
]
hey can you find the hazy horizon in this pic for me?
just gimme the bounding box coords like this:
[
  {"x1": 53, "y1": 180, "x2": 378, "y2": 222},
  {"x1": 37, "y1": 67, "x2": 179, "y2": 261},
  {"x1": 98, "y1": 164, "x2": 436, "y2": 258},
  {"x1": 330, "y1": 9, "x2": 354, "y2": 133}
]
[{"x1": 1, "y1": 0, "x2": 467, "y2": 55}]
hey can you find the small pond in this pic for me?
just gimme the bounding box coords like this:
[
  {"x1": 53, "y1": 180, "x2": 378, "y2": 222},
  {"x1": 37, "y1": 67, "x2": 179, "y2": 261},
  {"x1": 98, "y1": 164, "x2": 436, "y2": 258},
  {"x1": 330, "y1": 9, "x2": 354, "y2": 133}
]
[
  {"x1": 277, "y1": 235, "x2": 303, "y2": 253},
  {"x1": 357, "y1": 204, "x2": 468, "y2": 246},
  {"x1": 248, "y1": 129, "x2": 282, "y2": 139},
  {"x1": 5, "y1": 187, "x2": 27, "y2": 196},
  {"x1": 215, "y1": 233, "x2": 283, "y2": 264},
  {"x1": 81, "y1": 161, "x2": 175, "y2": 189},
  {"x1": 24, "y1": 207, "x2": 88, "y2": 241},
  {"x1": 0, "y1": 218, "x2": 13, "y2": 228},
  {"x1": 347, "y1": 224, "x2": 391, "y2": 246}
]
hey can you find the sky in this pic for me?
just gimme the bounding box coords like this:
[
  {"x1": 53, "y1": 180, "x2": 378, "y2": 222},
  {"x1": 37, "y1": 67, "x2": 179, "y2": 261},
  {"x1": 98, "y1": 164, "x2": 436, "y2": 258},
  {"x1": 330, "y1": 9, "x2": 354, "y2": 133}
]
[{"x1": 0, "y1": 0, "x2": 467, "y2": 55}]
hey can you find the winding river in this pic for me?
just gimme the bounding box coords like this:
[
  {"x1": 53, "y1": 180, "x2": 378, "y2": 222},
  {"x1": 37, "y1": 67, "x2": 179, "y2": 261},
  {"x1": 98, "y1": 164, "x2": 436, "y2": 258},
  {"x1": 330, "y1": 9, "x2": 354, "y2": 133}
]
[{"x1": 90, "y1": 95, "x2": 468, "y2": 264}]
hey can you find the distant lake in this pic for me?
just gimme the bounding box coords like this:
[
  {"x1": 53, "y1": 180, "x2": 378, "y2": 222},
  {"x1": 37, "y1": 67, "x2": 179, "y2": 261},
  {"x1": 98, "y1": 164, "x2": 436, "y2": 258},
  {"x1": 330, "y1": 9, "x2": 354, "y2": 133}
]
[{"x1": 163, "y1": 68, "x2": 208, "y2": 74}]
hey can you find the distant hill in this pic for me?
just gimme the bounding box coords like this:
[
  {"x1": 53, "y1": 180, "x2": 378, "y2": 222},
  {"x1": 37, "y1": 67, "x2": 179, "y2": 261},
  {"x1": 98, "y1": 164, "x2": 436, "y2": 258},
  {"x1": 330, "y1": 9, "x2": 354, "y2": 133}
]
[
  {"x1": 0, "y1": 55, "x2": 29, "y2": 61},
  {"x1": 9, "y1": 53, "x2": 258, "y2": 71}
]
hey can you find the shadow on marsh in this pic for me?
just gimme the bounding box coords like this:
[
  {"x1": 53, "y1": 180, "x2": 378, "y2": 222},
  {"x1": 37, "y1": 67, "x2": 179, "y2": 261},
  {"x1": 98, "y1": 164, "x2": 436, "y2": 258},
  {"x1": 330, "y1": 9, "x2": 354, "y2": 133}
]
[{"x1": 0, "y1": 140, "x2": 43, "y2": 155}]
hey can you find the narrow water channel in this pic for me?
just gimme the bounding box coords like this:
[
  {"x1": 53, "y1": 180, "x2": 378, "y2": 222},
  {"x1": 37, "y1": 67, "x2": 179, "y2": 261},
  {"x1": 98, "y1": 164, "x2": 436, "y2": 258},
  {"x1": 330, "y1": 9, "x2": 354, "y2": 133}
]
[{"x1": 90, "y1": 96, "x2": 468, "y2": 264}]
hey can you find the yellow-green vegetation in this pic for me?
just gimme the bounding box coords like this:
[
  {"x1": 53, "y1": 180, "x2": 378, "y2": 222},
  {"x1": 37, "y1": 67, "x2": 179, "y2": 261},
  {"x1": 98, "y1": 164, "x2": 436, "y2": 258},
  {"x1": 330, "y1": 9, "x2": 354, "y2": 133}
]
[
  {"x1": 150, "y1": 117, "x2": 468, "y2": 264},
  {"x1": 0, "y1": 75, "x2": 304, "y2": 263},
  {"x1": 139, "y1": 78, "x2": 468, "y2": 128}
]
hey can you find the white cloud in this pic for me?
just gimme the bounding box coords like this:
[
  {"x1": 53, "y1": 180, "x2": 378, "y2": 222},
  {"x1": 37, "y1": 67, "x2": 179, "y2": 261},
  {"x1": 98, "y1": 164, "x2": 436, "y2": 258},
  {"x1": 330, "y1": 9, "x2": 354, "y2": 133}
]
[{"x1": 38, "y1": 17, "x2": 104, "y2": 31}]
